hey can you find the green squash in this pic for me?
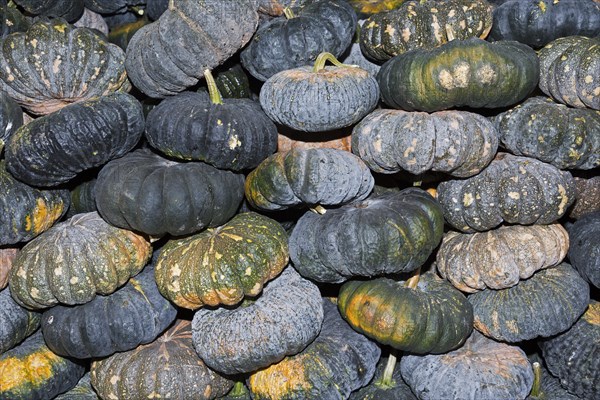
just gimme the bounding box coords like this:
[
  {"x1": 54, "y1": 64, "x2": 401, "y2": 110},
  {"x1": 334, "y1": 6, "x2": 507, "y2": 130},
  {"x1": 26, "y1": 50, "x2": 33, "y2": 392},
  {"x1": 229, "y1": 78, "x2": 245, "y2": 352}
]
[
  {"x1": 568, "y1": 210, "x2": 600, "y2": 288},
  {"x1": 569, "y1": 175, "x2": 600, "y2": 219},
  {"x1": 526, "y1": 360, "x2": 580, "y2": 400},
  {"x1": 55, "y1": 373, "x2": 99, "y2": 400},
  {"x1": 349, "y1": 355, "x2": 417, "y2": 400},
  {"x1": 0, "y1": 89, "x2": 23, "y2": 154},
  {"x1": 12, "y1": 0, "x2": 84, "y2": 21},
  {"x1": 0, "y1": 288, "x2": 39, "y2": 355},
  {"x1": 107, "y1": 16, "x2": 149, "y2": 51},
  {"x1": 0, "y1": 5, "x2": 30, "y2": 38}
]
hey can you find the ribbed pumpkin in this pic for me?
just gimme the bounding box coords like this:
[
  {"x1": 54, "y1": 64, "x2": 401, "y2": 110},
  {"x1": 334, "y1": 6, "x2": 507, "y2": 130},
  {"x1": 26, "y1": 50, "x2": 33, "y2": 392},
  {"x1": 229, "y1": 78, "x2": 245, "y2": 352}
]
[
  {"x1": 569, "y1": 175, "x2": 600, "y2": 219},
  {"x1": 6, "y1": 92, "x2": 145, "y2": 188},
  {"x1": 245, "y1": 148, "x2": 374, "y2": 212},
  {"x1": 247, "y1": 299, "x2": 381, "y2": 400},
  {"x1": 155, "y1": 212, "x2": 289, "y2": 310},
  {"x1": 527, "y1": 359, "x2": 581, "y2": 400},
  {"x1": 349, "y1": 355, "x2": 417, "y2": 400},
  {"x1": 377, "y1": 37, "x2": 539, "y2": 112},
  {"x1": 568, "y1": 211, "x2": 600, "y2": 288},
  {"x1": 12, "y1": 0, "x2": 84, "y2": 21},
  {"x1": 437, "y1": 224, "x2": 569, "y2": 293},
  {"x1": 0, "y1": 288, "x2": 39, "y2": 355},
  {"x1": 66, "y1": 178, "x2": 97, "y2": 218},
  {"x1": 352, "y1": 109, "x2": 499, "y2": 177},
  {"x1": 437, "y1": 153, "x2": 576, "y2": 232},
  {"x1": 0, "y1": 247, "x2": 18, "y2": 290},
  {"x1": 0, "y1": 5, "x2": 30, "y2": 38},
  {"x1": 107, "y1": 16, "x2": 149, "y2": 51},
  {"x1": 84, "y1": 0, "x2": 144, "y2": 14},
  {"x1": 0, "y1": 90, "x2": 23, "y2": 153},
  {"x1": 359, "y1": 0, "x2": 493, "y2": 61},
  {"x1": 90, "y1": 319, "x2": 234, "y2": 400},
  {"x1": 9, "y1": 212, "x2": 152, "y2": 310},
  {"x1": 494, "y1": 96, "x2": 600, "y2": 170},
  {"x1": 198, "y1": 62, "x2": 252, "y2": 99},
  {"x1": 0, "y1": 18, "x2": 129, "y2": 115},
  {"x1": 55, "y1": 373, "x2": 98, "y2": 400}
]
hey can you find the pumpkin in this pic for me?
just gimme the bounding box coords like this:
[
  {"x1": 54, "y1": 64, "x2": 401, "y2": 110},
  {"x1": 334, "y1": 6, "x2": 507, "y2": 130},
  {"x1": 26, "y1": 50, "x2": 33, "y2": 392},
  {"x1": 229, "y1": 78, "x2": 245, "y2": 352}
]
[
  {"x1": 95, "y1": 149, "x2": 245, "y2": 237},
  {"x1": 400, "y1": 331, "x2": 533, "y2": 400},
  {"x1": 146, "y1": 0, "x2": 168, "y2": 20},
  {"x1": 245, "y1": 148, "x2": 374, "y2": 212},
  {"x1": 155, "y1": 212, "x2": 289, "y2": 310},
  {"x1": 277, "y1": 130, "x2": 352, "y2": 153},
  {"x1": 9, "y1": 212, "x2": 152, "y2": 310},
  {"x1": 345, "y1": 0, "x2": 406, "y2": 18},
  {"x1": 107, "y1": 16, "x2": 149, "y2": 51},
  {"x1": 260, "y1": 52, "x2": 380, "y2": 132},
  {"x1": 90, "y1": 319, "x2": 234, "y2": 400},
  {"x1": 0, "y1": 331, "x2": 85, "y2": 400},
  {"x1": 84, "y1": 0, "x2": 145, "y2": 14},
  {"x1": 437, "y1": 223, "x2": 569, "y2": 293},
  {"x1": 569, "y1": 175, "x2": 600, "y2": 219},
  {"x1": 192, "y1": 266, "x2": 323, "y2": 375},
  {"x1": 538, "y1": 35, "x2": 600, "y2": 110},
  {"x1": 0, "y1": 288, "x2": 39, "y2": 355},
  {"x1": 341, "y1": 40, "x2": 381, "y2": 77},
  {"x1": 0, "y1": 19, "x2": 129, "y2": 115},
  {"x1": 437, "y1": 153, "x2": 576, "y2": 232},
  {"x1": 0, "y1": 247, "x2": 18, "y2": 290},
  {"x1": 12, "y1": 0, "x2": 84, "y2": 21},
  {"x1": 289, "y1": 188, "x2": 444, "y2": 283},
  {"x1": 488, "y1": 0, "x2": 600, "y2": 48},
  {"x1": 349, "y1": 354, "x2": 417, "y2": 400},
  {"x1": 0, "y1": 5, "x2": 30, "y2": 38},
  {"x1": 351, "y1": 108, "x2": 499, "y2": 177},
  {"x1": 469, "y1": 263, "x2": 590, "y2": 342},
  {"x1": 247, "y1": 299, "x2": 381, "y2": 400},
  {"x1": 73, "y1": 8, "x2": 109, "y2": 36},
  {"x1": 527, "y1": 360, "x2": 581, "y2": 400},
  {"x1": 0, "y1": 160, "x2": 70, "y2": 245},
  {"x1": 5, "y1": 92, "x2": 145, "y2": 187},
  {"x1": 55, "y1": 373, "x2": 99, "y2": 400},
  {"x1": 240, "y1": 0, "x2": 357, "y2": 82},
  {"x1": 377, "y1": 37, "x2": 539, "y2": 112},
  {"x1": 359, "y1": 0, "x2": 493, "y2": 62},
  {"x1": 199, "y1": 62, "x2": 252, "y2": 99},
  {"x1": 66, "y1": 178, "x2": 97, "y2": 217},
  {"x1": 494, "y1": 96, "x2": 600, "y2": 170},
  {"x1": 124, "y1": 0, "x2": 258, "y2": 98},
  {"x1": 539, "y1": 300, "x2": 600, "y2": 399},
  {"x1": 568, "y1": 210, "x2": 600, "y2": 288},
  {"x1": 217, "y1": 382, "x2": 251, "y2": 400}
]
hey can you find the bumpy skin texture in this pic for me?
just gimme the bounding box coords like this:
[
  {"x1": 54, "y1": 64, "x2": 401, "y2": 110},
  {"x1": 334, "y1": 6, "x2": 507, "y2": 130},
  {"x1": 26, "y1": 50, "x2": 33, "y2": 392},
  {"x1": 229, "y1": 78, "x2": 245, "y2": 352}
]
[
  {"x1": 401, "y1": 331, "x2": 533, "y2": 400},
  {"x1": 568, "y1": 211, "x2": 600, "y2": 288},
  {"x1": 495, "y1": 96, "x2": 600, "y2": 170},
  {"x1": 359, "y1": 0, "x2": 493, "y2": 61},
  {"x1": 569, "y1": 176, "x2": 600, "y2": 219},
  {"x1": 245, "y1": 148, "x2": 374, "y2": 211},
  {"x1": 145, "y1": 91, "x2": 278, "y2": 171},
  {"x1": 0, "y1": 19, "x2": 128, "y2": 115},
  {"x1": 377, "y1": 37, "x2": 539, "y2": 112},
  {"x1": 352, "y1": 109, "x2": 498, "y2": 177},
  {"x1": 6, "y1": 92, "x2": 145, "y2": 188},
  {"x1": 259, "y1": 64, "x2": 380, "y2": 132},
  {"x1": 192, "y1": 267, "x2": 324, "y2": 375},
  {"x1": 538, "y1": 36, "x2": 600, "y2": 110},
  {"x1": 437, "y1": 224, "x2": 569, "y2": 293},
  {"x1": 9, "y1": 212, "x2": 152, "y2": 310},
  {"x1": 241, "y1": 0, "x2": 357, "y2": 81},
  {"x1": 125, "y1": 0, "x2": 258, "y2": 97},
  {"x1": 0, "y1": 331, "x2": 85, "y2": 400},
  {"x1": 469, "y1": 263, "x2": 590, "y2": 342},
  {"x1": 55, "y1": 373, "x2": 98, "y2": 400},
  {"x1": 290, "y1": 188, "x2": 443, "y2": 283},
  {"x1": 155, "y1": 212, "x2": 289, "y2": 310},
  {"x1": 437, "y1": 153, "x2": 576, "y2": 232},
  {"x1": 540, "y1": 300, "x2": 600, "y2": 399},
  {"x1": 349, "y1": 356, "x2": 417, "y2": 400},
  {"x1": 0, "y1": 288, "x2": 39, "y2": 355},
  {"x1": 13, "y1": 0, "x2": 84, "y2": 21},
  {"x1": 247, "y1": 299, "x2": 381, "y2": 400},
  {"x1": 0, "y1": 247, "x2": 18, "y2": 290},
  {"x1": 489, "y1": 0, "x2": 600, "y2": 48},
  {"x1": 338, "y1": 272, "x2": 473, "y2": 354},
  {"x1": 91, "y1": 320, "x2": 234, "y2": 400},
  {"x1": 96, "y1": 149, "x2": 245, "y2": 237}
]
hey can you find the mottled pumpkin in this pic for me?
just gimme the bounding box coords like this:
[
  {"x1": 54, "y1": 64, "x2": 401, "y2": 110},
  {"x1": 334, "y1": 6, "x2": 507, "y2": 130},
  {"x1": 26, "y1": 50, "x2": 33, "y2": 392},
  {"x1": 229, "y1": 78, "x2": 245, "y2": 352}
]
[
  {"x1": 9, "y1": 212, "x2": 152, "y2": 310},
  {"x1": 0, "y1": 288, "x2": 39, "y2": 355},
  {"x1": 0, "y1": 88, "x2": 23, "y2": 154},
  {"x1": 349, "y1": 355, "x2": 417, "y2": 400},
  {"x1": 569, "y1": 175, "x2": 600, "y2": 219},
  {"x1": 12, "y1": 0, "x2": 84, "y2": 21},
  {"x1": 0, "y1": 247, "x2": 18, "y2": 290},
  {"x1": 568, "y1": 211, "x2": 600, "y2": 288},
  {"x1": 55, "y1": 373, "x2": 99, "y2": 400},
  {"x1": 0, "y1": 5, "x2": 30, "y2": 38},
  {"x1": 437, "y1": 153, "x2": 576, "y2": 232},
  {"x1": 90, "y1": 320, "x2": 234, "y2": 400}
]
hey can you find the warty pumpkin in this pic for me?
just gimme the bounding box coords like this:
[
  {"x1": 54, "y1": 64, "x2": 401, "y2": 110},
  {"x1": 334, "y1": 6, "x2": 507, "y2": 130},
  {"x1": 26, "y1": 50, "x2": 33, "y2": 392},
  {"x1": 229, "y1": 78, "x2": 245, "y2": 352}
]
[
  {"x1": 569, "y1": 175, "x2": 600, "y2": 219},
  {"x1": 0, "y1": 288, "x2": 39, "y2": 355},
  {"x1": 568, "y1": 210, "x2": 600, "y2": 288}
]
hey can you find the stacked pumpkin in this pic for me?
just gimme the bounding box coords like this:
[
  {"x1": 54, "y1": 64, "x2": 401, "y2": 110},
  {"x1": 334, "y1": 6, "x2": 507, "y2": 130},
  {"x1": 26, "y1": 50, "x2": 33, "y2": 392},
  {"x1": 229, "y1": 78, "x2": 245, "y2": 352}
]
[{"x1": 0, "y1": 0, "x2": 598, "y2": 399}]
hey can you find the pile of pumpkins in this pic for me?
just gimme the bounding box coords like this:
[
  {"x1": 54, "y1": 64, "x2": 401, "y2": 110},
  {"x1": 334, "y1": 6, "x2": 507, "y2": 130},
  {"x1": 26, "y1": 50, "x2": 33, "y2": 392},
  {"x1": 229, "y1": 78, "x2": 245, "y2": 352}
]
[{"x1": 0, "y1": 0, "x2": 598, "y2": 399}]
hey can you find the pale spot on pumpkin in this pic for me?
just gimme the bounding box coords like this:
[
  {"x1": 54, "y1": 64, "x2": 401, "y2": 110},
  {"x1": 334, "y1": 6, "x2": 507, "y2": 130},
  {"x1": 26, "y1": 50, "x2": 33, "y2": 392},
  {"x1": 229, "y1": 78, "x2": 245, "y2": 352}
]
[
  {"x1": 228, "y1": 135, "x2": 241, "y2": 150},
  {"x1": 563, "y1": 64, "x2": 570, "y2": 72},
  {"x1": 245, "y1": 267, "x2": 252, "y2": 276},
  {"x1": 402, "y1": 27, "x2": 411, "y2": 42},
  {"x1": 110, "y1": 375, "x2": 120, "y2": 385},
  {"x1": 30, "y1": 287, "x2": 40, "y2": 298},
  {"x1": 476, "y1": 64, "x2": 496, "y2": 85},
  {"x1": 557, "y1": 184, "x2": 569, "y2": 215},
  {"x1": 217, "y1": 119, "x2": 223, "y2": 125},
  {"x1": 384, "y1": 24, "x2": 395, "y2": 36},
  {"x1": 52, "y1": 57, "x2": 61, "y2": 74},
  {"x1": 585, "y1": 75, "x2": 594, "y2": 84},
  {"x1": 70, "y1": 276, "x2": 79, "y2": 284},
  {"x1": 453, "y1": 63, "x2": 470, "y2": 87},
  {"x1": 373, "y1": 136, "x2": 382, "y2": 153},
  {"x1": 538, "y1": 135, "x2": 545, "y2": 143},
  {"x1": 438, "y1": 69, "x2": 455, "y2": 89},
  {"x1": 204, "y1": 386, "x2": 212, "y2": 398},
  {"x1": 0, "y1": 351, "x2": 61, "y2": 391},
  {"x1": 170, "y1": 264, "x2": 182, "y2": 277},
  {"x1": 54, "y1": 24, "x2": 67, "y2": 33},
  {"x1": 448, "y1": 9, "x2": 456, "y2": 17},
  {"x1": 250, "y1": 282, "x2": 262, "y2": 294},
  {"x1": 222, "y1": 233, "x2": 244, "y2": 241},
  {"x1": 29, "y1": 39, "x2": 38, "y2": 48},
  {"x1": 463, "y1": 192, "x2": 475, "y2": 207},
  {"x1": 214, "y1": 252, "x2": 222, "y2": 260},
  {"x1": 575, "y1": 136, "x2": 584, "y2": 146},
  {"x1": 593, "y1": 87, "x2": 600, "y2": 96},
  {"x1": 508, "y1": 192, "x2": 520, "y2": 200},
  {"x1": 54, "y1": 267, "x2": 62, "y2": 276},
  {"x1": 17, "y1": 267, "x2": 26, "y2": 280},
  {"x1": 366, "y1": 21, "x2": 377, "y2": 29},
  {"x1": 108, "y1": 394, "x2": 119, "y2": 400}
]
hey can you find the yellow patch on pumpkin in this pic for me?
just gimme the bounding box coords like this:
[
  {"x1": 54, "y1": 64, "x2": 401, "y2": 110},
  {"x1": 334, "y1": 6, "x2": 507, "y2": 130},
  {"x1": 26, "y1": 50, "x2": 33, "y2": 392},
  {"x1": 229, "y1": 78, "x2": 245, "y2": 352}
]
[
  {"x1": 0, "y1": 350, "x2": 60, "y2": 392},
  {"x1": 583, "y1": 302, "x2": 600, "y2": 326},
  {"x1": 248, "y1": 353, "x2": 314, "y2": 398}
]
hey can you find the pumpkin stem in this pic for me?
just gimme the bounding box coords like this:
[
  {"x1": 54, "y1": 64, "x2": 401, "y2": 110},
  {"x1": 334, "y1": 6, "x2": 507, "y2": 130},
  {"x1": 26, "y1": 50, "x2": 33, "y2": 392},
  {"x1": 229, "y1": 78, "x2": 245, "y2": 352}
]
[
  {"x1": 229, "y1": 381, "x2": 247, "y2": 396},
  {"x1": 530, "y1": 362, "x2": 542, "y2": 398},
  {"x1": 204, "y1": 69, "x2": 223, "y2": 105},
  {"x1": 405, "y1": 267, "x2": 421, "y2": 289},
  {"x1": 312, "y1": 52, "x2": 356, "y2": 73},
  {"x1": 413, "y1": 180, "x2": 422, "y2": 187},
  {"x1": 130, "y1": 5, "x2": 145, "y2": 15},
  {"x1": 283, "y1": 7, "x2": 296, "y2": 19},
  {"x1": 376, "y1": 351, "x2": 398, "y2": 388},
  {"x1": 310, "y1": 205, "x2": 327, "y2": 215}
]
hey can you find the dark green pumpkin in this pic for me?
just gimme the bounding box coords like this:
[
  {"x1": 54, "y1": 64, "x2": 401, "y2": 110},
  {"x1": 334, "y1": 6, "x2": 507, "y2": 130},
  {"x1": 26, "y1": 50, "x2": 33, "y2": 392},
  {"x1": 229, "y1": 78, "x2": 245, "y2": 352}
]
[
  {"x1": 344, "y1": 0, "x2": 407, "y2": 18},
  {"x1": 0, "y1": 288, "x2": 39, "y2": 355},
  {"x1": 199, "y1": 63, "x2": 253, "y2": 99},
  {"x1": 95, "y1": 149, "x2": 245, "y2": 236},
  {"x1": 568, "y1": 211, "x2": 600, "y2": 288},
  {"x1": 377, "y1": 37, "x2": 539, "y2": 112},
  {"x1": 146, "y1": 0, "x2": 168, "y2": 20},
  {"x1": 107, "y1": 16, "x2": 149, "y2": 51},
  {"x1": 0, "y1": 5, "x2": 30, "y2": 38},
  {"x1": 6, "y1": 92, "x2": 144, "y2": 187},
  {"x1": 527, "y1": 360, "x2": 581, "y2": 400},
  {"x1": 569, "y1": 175, "x2": 600, "y2": 219},
  {"x1": 55, "y1": 373, "x2": 99, "y2": 400},
  {"x1": 349, "y1": 355, "x2": 417, "y2": 400},
  {"x1": 84, "y1": 0, "x2": 145, "y2": 14},
  {"x1": 12, "y1": 0, "x2": 84, "y2": 21},
  {"x1": 66, "y1": 178, "x2": 97, "y2": 218}
]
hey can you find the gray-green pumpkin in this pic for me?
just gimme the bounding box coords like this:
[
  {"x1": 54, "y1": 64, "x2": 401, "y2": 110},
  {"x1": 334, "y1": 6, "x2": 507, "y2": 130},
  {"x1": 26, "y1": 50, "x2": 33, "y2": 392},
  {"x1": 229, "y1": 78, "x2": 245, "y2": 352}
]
[{"x1": 0, "y1": 288, "x2": 40, "y2": 355}]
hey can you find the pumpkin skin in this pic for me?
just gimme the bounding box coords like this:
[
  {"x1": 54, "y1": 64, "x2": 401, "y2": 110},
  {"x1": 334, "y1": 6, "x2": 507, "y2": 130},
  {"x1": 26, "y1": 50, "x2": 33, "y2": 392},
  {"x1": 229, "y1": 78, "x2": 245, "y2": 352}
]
[
  {"x1": 245, "y1": 148, "x2": 374, "y2": 212},
  {"x1": 84, "y1": 0, "x2": 144, "y2": 14},
  {"x1": 55, "y1": 373, "x2": 99, "y2": 400},
  {"x1": 247, "y1": 299, "x2": 381, "y2": 400},
  {"x1": 526, "y1": 358, "x2": 581, "y2": 400},
  {"x1": 146, "y1": 0, "x2": 168, "y2": 20},
  {"x1": 66, "y1": 178, "x2": 97, "y2": 217},
  {"x1": 277, "y1": 131, "x2": 352, "y2": 153},
  {"x1": 107, "y1": 16, "x2": 149, "y2": 51},
  {"x1": 0, "y1": 90, "x2": 23, "y2": 153},
  {"x1": 90, "y1": 320, "x2": 234, "y2": 400},
  {"x1": 0, "y1": 331, "x2": 85, "y2": 400},
  {"x1": 437, "y1": 153, "x2": 576, "y2": 232},
  {"x1": 95, "y1": 149, "x2": 245, "y2": 237},
  {"x1": 6, "y1": 92, "x2": 145, "y2": 188},
  {"x1": 569, "y1": 175, "x2": 600, "y2": 219},
  {"x1": 494, "y1": 96, "x2": 600, "y2": 170},
  {"x1": 352, "y1": 109, "x2": 499, "y2": 177},
  {"x1": 289, "y1": 188, "x2": 444, "y2": 283},
  {"x1": 349, "y1": 356, "x2": 417, "y2": 400},
  {"x1": 240, "y1": 0, "x2": 357, "y2": 82},
  {"x1": 400, "y1": 331, "x2": 534, "y2": 400},
  {"x1": 0, "y1": 247, "x2": 18, "y2": 290},
  {"x1": 0, "y1": 288, "x2": 39, "y2": 355},
  {"x1": 9, "y1": 212, "x2": 152, "y2": 310},
  {"x1": 145, "y1": 91, "x2": 278, "y2": 171},
  {"x1": 12, "y1": 0, "x2": 84, "y2": 21},
  {"x1": 345, "y1": 0, "x2": 406, "y2": 18},
  {"x1": 469, "y1": 263, "x2": 590, "y2": 342},
  {"x1": 359, "y1": 0, "x2": 493, "y2": 62},
  {"x1": 568, "y1": 211, "x2": 600, "y2": 288},
  {"x1": 377, "y1": 37, "x2": 539, "y2": 112},
  {"x1": 73, "y1": 8, "x2": 109, "y2": 36},
  {"x1": 200, "y1": 63, "x2": 252, "y2": 99},
  {"x1": 155, "y1": 212, "x2": 289, "y2": 310},
  {"x1": 437, "y1": 223, "x2": 569, "y2": 293},
  {"x1": 489, "y1": 0, "x2": 600, "y2": 48},
  {"x1": 0, "y1": 5, "x2": 30, "y2": 38},
  {"x1": 0, "y1": 19, "x2": 129, "y2": 115},
  {"x1": 538, "y1": 35, "x2": 600, "y2": 110}
]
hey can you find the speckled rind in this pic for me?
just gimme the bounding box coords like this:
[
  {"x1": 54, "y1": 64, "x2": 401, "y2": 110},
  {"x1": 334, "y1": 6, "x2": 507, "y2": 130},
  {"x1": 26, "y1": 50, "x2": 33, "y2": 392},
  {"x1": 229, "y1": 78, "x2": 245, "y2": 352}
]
[
  {"x1": 568, "y1": 211, "x2": 600, "y2": 288},
  {"x1": 0, "y1": 288, "x2": 39, "y2": 355},
  {"x1": 55, "y1": 373, "x2": 98, "y2": 400},
  {"x1": 569, "y1": 176, "x2": 600, "y2": 219}
]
